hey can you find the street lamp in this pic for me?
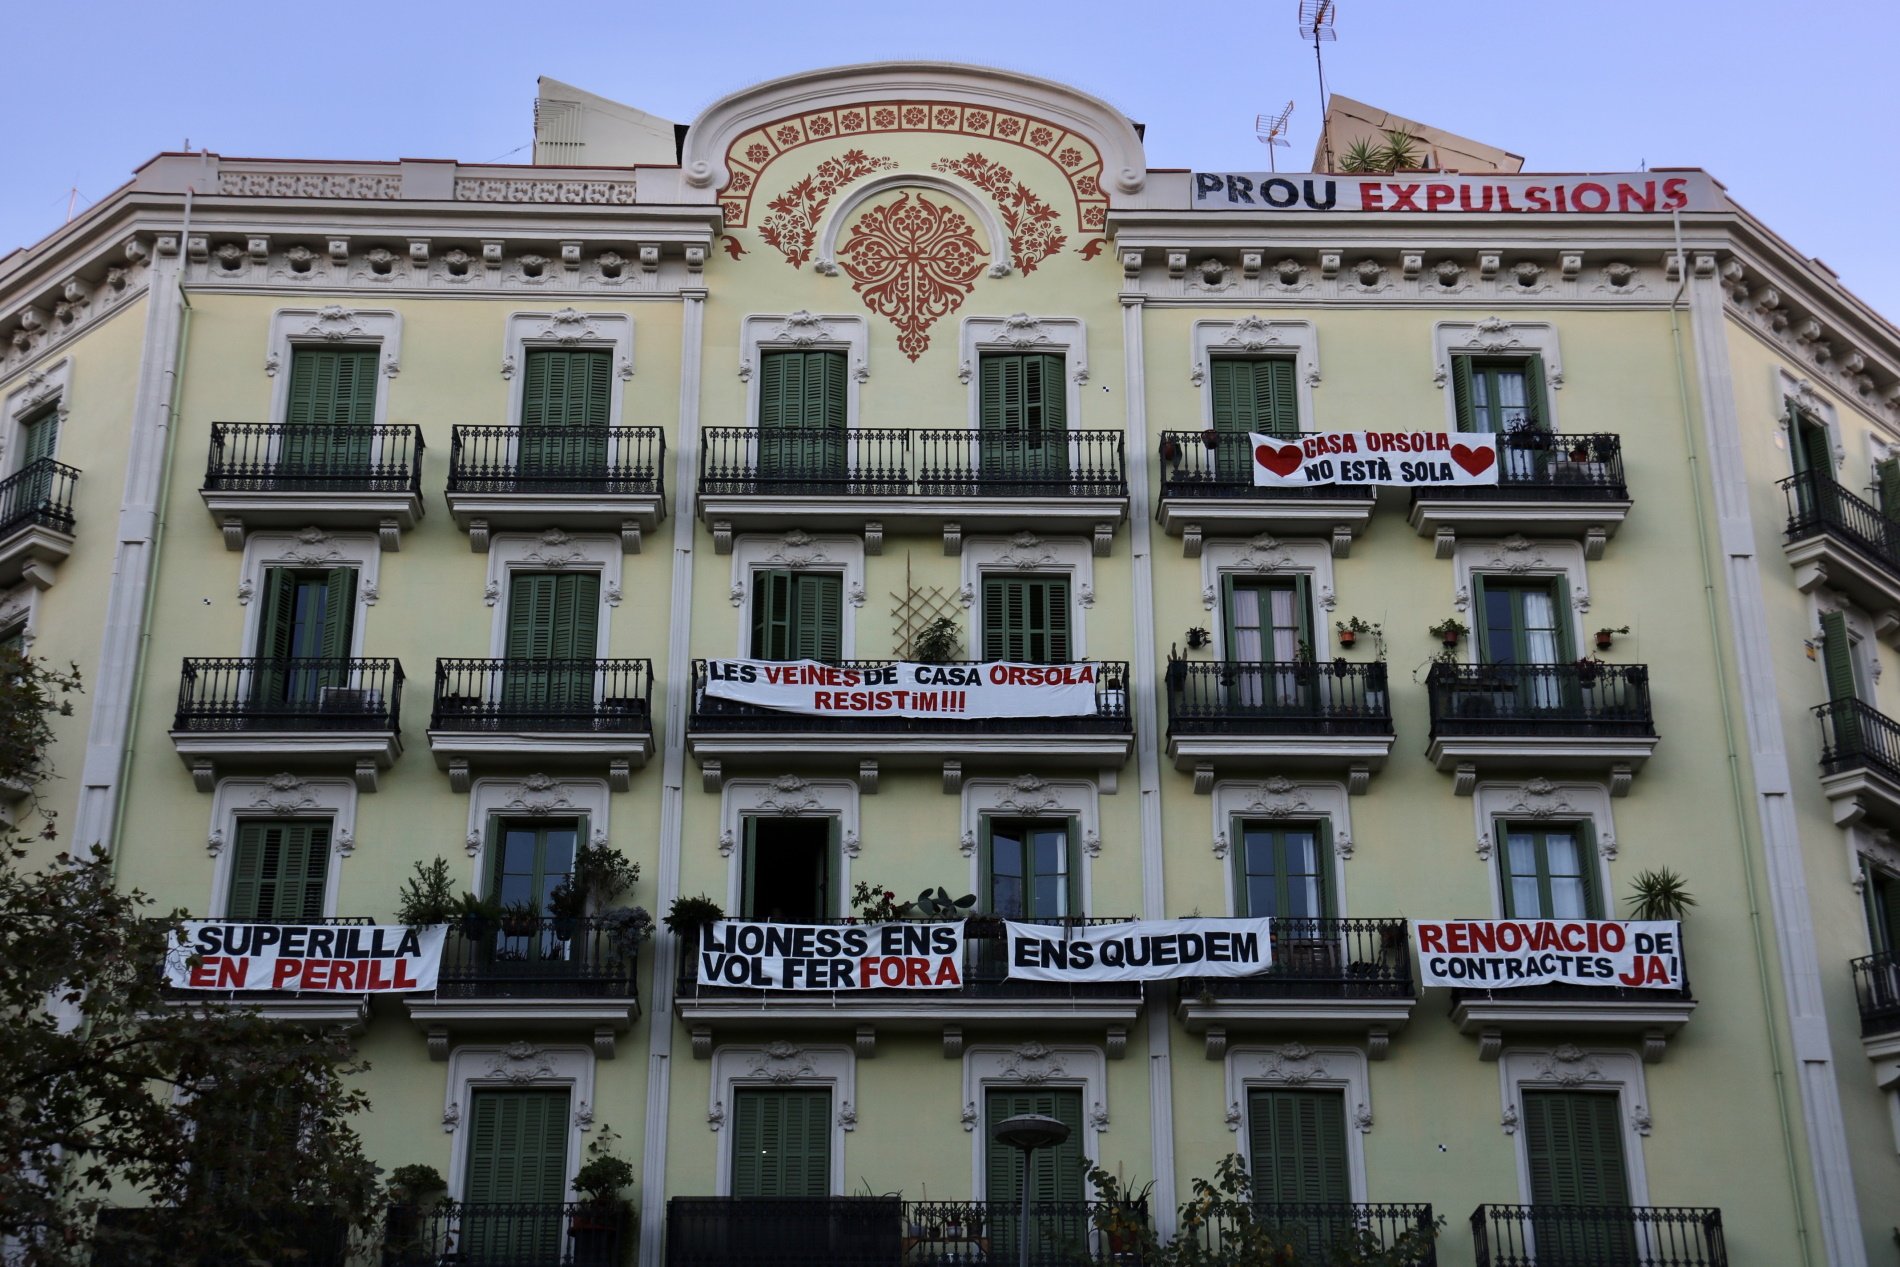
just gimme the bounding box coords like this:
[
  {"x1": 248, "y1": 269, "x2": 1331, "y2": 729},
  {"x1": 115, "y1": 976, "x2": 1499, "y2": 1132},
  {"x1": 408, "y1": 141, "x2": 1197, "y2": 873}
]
[{"x1": 991, "y1": 1113, "x2": 1071, "y2": 1267}]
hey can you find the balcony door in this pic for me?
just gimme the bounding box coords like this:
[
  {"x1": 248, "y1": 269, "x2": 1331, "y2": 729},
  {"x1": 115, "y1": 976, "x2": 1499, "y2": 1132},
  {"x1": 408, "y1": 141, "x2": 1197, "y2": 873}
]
[
  {"x1": 14, "y1": 403, "x2": 60, "y2": 525},
  {"x1": 1455, "y1": 355, "x2": 1550, "y2": 481},
  {"x1": 504, "y1": 572, "x2": 599, "y2": 715},
  {"x1": 519, "y1": 347, "x2": 610, "y2": 485},
  {"x1": 1225, "y1": 575, "x2": 1311, "y2": 712},
  {"x1": 1522, "y1": 1090, "x2": 1635, "y2": 1260},
  {"x1": 1210, "y1": 357, "x2": 1297, "y2": 482},
  {"x1": 283, "y1": 345, "x2": 375, "y2": 474},
  {"x1": 986, "y1": 1088, "x2": 1085, "y2": 1260},
  {"x1": 225, "y1": 819, "x2": 329, "y2": 922},
  {"x1": 979, "y1": 353, "x2": 1068, "y2": 486},
  {"x1": 742, "y1": 816, "x2": 835, "y2": 922},
  {"x1": 982, "y1": 575, "x2": 1070, "y2": 665},
  {"x1": 1247, "y1": 1088, "x2": 1350, "y2": 1257},
  {"x1": 1499, "y1": 823, "x2": 1600, "y2": 920},
  {"x1": 758, "y1": 349, "x2": 847, "y2": 490},
  {"x1": 984, "y1": 818, "x2": 1077, "y2": 920},
  {"x1": 1475, "y1": 575, "x2": 1571, "y2": 713},
  {"x1": 1787, "y1": 402, "x2": 1840, "y2": 525},
  {"x1": 731, "y1": 1087, "x2": 831, "y2": 1197},
  {"x1": 1233, "y1": 821, "x2": 1330, "y2": 921},
  {"x1": 464, "y1": 1087, "x2": 571, "y2": 1264},
  {"x1": 253, "y1": 567, "x2": 355, "y2": 710}
]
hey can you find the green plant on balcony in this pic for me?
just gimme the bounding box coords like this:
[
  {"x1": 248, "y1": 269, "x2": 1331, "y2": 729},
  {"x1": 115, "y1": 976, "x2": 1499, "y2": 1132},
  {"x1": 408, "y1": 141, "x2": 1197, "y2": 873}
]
[
  {"x1": 1428, "y1": 617, "x2": 1468, "y2": 648},
  {"x1": 1627, "y1": 867, "x2": 1698, "y2": 921},
  {"x1": 396, "y1": 857, "x2": 457, "y2": 928},
  {"x1": 912, "y1": 886, "x2": 978, "y2": 919},
  {"x1": 570, "y1": 1126, "x2": 636, "y2": 1265},
  {"x1": 851, "y1": 881, "x2": 908, "y2": 922},
  {"x1": 1334, "y1": 616, "x2": 1380, "y2": 651},
  {"x1": 664, "y1": 893, "x2": 725, "y2": 938},
  {"x1": 384, "y1": 1163, "x2": 447, "y2": 1264},
  {"x1": 1595, "y1": 624, "x2": 1630, "y2": 651},
  {"x1": 911, "y1": 616, "x2": 962, "y2": 664},
  {"x1": 573, "y1": 841, "x2": 640, "y2": 905},
  {"x1": 453, "y1": 892, "x2": 502, "y2": 937},
  {"x1": 498, "y1": 900, "x2": 541, "y2": 938}
]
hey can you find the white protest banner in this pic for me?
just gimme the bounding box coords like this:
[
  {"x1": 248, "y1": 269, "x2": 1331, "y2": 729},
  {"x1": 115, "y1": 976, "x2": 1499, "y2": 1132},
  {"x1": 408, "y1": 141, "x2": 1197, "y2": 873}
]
[
  {"x1": 165, "y1": 922, "x2": 446, "y2": 992},
  {"x1": 702, "y1": 659, "x2": 1101, "y2": 720},
  {"x1": 1413, "y1": 919, "x2": 1683, "y2": 990},
  {"x1": 696, "y1": 920, "x2": 965, "y2": 990},
  {"x1": 1004, "y1": 918, "x2": 1273, "y2": 983},
  {"x1": 1189, "y1": 172, "x2": 1721, "y2": 215},
  {"x1": 1250, "y1": 431, "x2": 1500, "y2": 489}
]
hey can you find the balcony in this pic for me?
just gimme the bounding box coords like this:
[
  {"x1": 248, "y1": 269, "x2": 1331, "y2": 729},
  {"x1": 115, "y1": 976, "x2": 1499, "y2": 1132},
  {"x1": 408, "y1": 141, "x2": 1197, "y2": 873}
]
[
  {"x1": 92, "y1": 1205, "x2": 351, "y2": 1267},
  {"x1": 687, "y1": 660, "x2": 1133, "y2": 789},
  {"x1": 200, "y1": 423, "x2": 424, "y2": 549},
  {"x1": 1174, "y1": 918, "x2": 1416, "y2": 1058},
  {"x1": 1813, "y1": 697, "x2": 1900, "y2": 831},
  {"x1": 696, "y1": 427, "x2": 1128, "y2": 555},
  {"x1": 169, "y1": 657, "x2": 403, "y2": 792},
  {"x1": 1155, "y1": 431, "x2": 1375, "y2": 557},
  {"x1": 405, "y1": 915, "x2": 641, "y2": 1058},
  {"x1": 675, "y1": 917, "x2": 1142, "y2": 1057},
  {"x1": 1450, "y1": 931, "x2": 1696, "y2": 1063},
  {"x1": 1425, "y1": 662, "x2": 1658, "y2": 795},
  {"x1": 444, "y1": 425, "x2": 665, "y2": 552},
  {"x1": 159, "y1": 916, "x2": 376, "y2": 1029},
  {"x1": 426, "y1": 658, "x2": 654, "y2": 792},
  {"x1": 1779, "y1": 471, "x2": 1900, "y2": 636},
  {"x1": 1409, "y1": 431, "x2": 1632, "y2": 559},
  {"x1": 1850, "y1": 951, "x2": 1900, "y2": 1100},
  {"x1": 665, "y1": 1196, "x2": 1144, "y2": 1267},
  {"x1": 0, "y1": 457, "x2": 78, "y2": 588},
  {"x1": 1179, "y1": 1202, "x2": 1438, "y2": 1265},
  {"x1": 389, "y1": 1201, "x2": 629, "y2": 1267},
  {"x1": 1165, "y1": 659, "x2": 1395, "y2": 793},
  {"x1": 1471, "y1": 1204, "x2": 1726, "y2": 1267}
]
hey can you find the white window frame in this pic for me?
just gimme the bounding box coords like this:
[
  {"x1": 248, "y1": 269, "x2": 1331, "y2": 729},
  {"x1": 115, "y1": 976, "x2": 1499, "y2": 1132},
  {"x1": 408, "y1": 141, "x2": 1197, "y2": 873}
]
[
  {"x1": 1498, "y1": 1045, "x2": 1653, "y2": 1206},
  {"x1": 1223, "y1": 1043, "x2": 1372, "y2": 1202},
  {"x1": 1189, "y1": 317, "x2": 1319, "y2": 432},
  {"x1": 237, "y1": 528, "x2": 381, "y2": 659},
  {"x1": 708, "y1": 1042, "x2": 856, "y2": 1196},
  {"x1": 264, "y1": 307, "x2": 402, "y2": 431},
  {"x1": 738, "y1": 313, "x2": 869, "y2": 433},
  {"x1": 0, "y1": 582, "x2": 42, "y2": 653},
  {"x1": 1432, "y1": 318, "x2": 1564, "y2": 432},
  {"x1": 1472, "y1": 779, "x2": 1618, "y2": 918},
  {"x1": 1451, "y1": 536, "x2": 1591, "y2": 665},
  {"x1": 960, "y1": 775, "x2": 1100, "y2": 913},
  {"x1": 1777, "y1": 368, "x2": 1843, "y2": 475},
  {"x1": 2, "y1": 356, "x2": 72, "y2": 471},
  {"x1": 958, "y1": 315, "x2": 1089, "y2": 443},
  {"x1": 1812, "y1": 590, "x2": 1880, "y2": 706},
  {"x1": 962, "y1": 1043, "x2": 1108, "y2": 1199},
  {"x1": 500, "y1": 309, "x2": 636, "y2": 430},
  {"x1": 1211, "y1": 778, "x2": 1354, "y2": 916},
  {"x1": 483, "y1": 530, "x2": 622, "y2": 659},
  {"x1": 205, "y1": 774, "x2": 359, "y2": 918},
  {"x1": 1852, "y1": 830, "x2": 1900, "y2": 956},
  {"x1": 960, "y1": 533, "x2": 1094, "y2": 658},
  {"x1": 462, "y1": 774, "x2": 613, "y2": 882},
  {"x1": 728, "y1": 531, "x2": 866, "y2": 657},
  {"x1": 1198, "y1": 535, "x2": 1336, "y2": 655},
  {"x1": 717, "y1": 775, "x2": 860, "y2": 914},
  {"x1": 443, "y1": 1042, "x2": 597, "y2": 1201}
]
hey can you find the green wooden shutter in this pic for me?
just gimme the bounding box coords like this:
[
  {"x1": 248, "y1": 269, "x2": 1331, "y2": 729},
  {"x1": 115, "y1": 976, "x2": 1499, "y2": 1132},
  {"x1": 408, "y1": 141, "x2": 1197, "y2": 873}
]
[
  {"x1": 980, "y1": 354, "x2": 1066, "y2": 481},
  {"x1": 255, "y1": 570, "x2": 299, "y2": 660},
  {"x1": 284, "y1": 347, "x2": 376, "y2": 468},
  {"x1": 18, "y1": 406, "x2": 58, "y2": 465},
  {"x1": 465, "y1": 1088, "x2": 570, "y2": 1205},
  {"x1": 984, "y1": 1088, "x2": 1084, "y2": 1205},
  {"x1": 508, "y1": 575, "x2": 557, "y2": 660},
  {"x1": 1247, "y1": 1089, "x2": 1348, "y2": 1204},
  {"x1": 1524, "y1": 354, "x2": 1550, "y2": 430},
  {"x1": 758, "y1": 351, "x2": 845, "y2": 483},
  {"x1": 984, "y1": 577, "x2": 1070, "y2": 664},
  {"x1": 1821, "y1": 611, "x2": 1858, "y2": 702},
  {"x1": 1877, "y1": 460, "x2": 1900, "y2": 522},
  {"x1": 319, "y1": 569, "x2": 356, "y2": 662},
  {"x1": 983, "y1": 577, "x2": 1009, "y2": 660},
  {"x1": 752, "y1": 570, "x2": 794, "y2": 659},
  {"x1": 731, "y1": 1089, "x2": 830, "y2": 1197},
  {"x1": 1257, "y1": 358, "x2": 1298, "y2": 436},
  {"x1": 1523, "y1": 1091, "x2": 1629, "y2": 1206},
  {"x1": 1451, "y1": 355, "x2": 1476, "y2": 433},
  {"x1": 791, "y1": 573, "x2": 842, "y2": 663},
  {"x1": 1211, "y1": 360, "x2": 1297, "y2": 438},
  {"x1": 226, "y1": 820, "x2": 329, "y2": 921}
]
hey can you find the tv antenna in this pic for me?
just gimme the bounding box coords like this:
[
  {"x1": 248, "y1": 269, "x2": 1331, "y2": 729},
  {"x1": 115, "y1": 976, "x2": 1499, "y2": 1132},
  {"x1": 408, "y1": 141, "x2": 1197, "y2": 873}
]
[
  {"x1": 1298, "y1": 0, "x2": 1338, "y2": 171},
  {"x1": 1255, "y1": 102, "x2": 1295, "y2": 172}
]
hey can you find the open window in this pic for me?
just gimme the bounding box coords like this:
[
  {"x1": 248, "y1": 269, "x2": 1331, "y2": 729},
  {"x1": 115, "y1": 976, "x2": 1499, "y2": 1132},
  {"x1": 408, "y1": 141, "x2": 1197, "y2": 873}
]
[
  {"x1": 742, "y1": 817, "x2": 837, "y2": 922},
  {"x1": 253, "y1": 567, "x2": 355, "y2": 711}
]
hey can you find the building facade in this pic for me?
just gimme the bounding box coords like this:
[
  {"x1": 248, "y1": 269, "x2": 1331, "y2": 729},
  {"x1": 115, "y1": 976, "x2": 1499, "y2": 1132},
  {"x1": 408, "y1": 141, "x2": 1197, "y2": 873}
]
[{"x1": 4, "y1": 61, "x2": 1898, "y2": 1266}]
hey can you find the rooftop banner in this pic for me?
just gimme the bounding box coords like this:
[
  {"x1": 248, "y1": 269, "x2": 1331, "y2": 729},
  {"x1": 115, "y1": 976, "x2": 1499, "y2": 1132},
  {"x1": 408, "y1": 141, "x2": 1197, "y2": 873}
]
[
  {"x1": 695, "y1": 920, "x2": 964, "y2": 990},
  {"x1": 1004, "y1": 917, "x2": 1273, "y2": 983},
  {"x1": 165, "y1": 922, "x2": 445, "y2": 992},
  {"x1": 1251, "y1": 430, "x2": 1500, "y2": 488},
  {"x1": 1189, "y1": 171, "x2": 1721, "y2": 215},
  {"x1": 1414, "y1": 919, "x2": 1683, "y2": 990},
  {"x1": 702, "y1": 659, "x2": 1101, "y2": 720}
]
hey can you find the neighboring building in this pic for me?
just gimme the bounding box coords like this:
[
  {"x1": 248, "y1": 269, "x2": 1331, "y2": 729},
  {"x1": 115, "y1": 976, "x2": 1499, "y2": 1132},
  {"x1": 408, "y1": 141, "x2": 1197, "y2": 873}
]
[
  {"x1": 1312, "y1": 94, "x2": 1525, "y2": 174},
  {"x1": 5, "y1": 60, "x2": 1900, "y2": 1266}
]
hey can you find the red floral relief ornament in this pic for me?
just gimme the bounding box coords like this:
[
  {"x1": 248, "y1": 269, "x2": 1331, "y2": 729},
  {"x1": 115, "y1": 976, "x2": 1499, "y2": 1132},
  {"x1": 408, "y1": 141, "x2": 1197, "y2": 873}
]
[
  {"x1": 834, "y1": 192, "x2": 985, "y2": 361},
  {"x1": 757, "y1": 150, "x2": 899, "y2": 269},
  {"x1": 932, "y1": 153, "x2": 1066, "y2": 274}
]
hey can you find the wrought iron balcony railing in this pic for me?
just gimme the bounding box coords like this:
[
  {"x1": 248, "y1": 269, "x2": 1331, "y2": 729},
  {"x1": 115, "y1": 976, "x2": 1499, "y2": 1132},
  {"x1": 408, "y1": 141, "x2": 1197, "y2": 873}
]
[
  {"x1": 1178, "y1": 918, "x2": 1414, "y2": 1002},
  {"x1": 173, "y1": 658, "x2": 403, "y2": 733},
  {"x1": 387, "y1": 1200, "x2": 629, "y2": 1267},
  {"x1": 1165, "y1": 658, "x2": 1393, "y2": 737},
  {"x1": 1780, "y1": 470, "x2": 1900, "y2": 577},
  {"x1": 1471, "y1": 1204, "x2": 1726, "y2": 1267},
  {"x1": 664, "y1": 1196, "x2": 1147, "y2": 1267},
  {"x1": 433, "y1": 915, "x2": 640, "y2": 1001},
  {"x1": 446, "y1": 425, "x2": 666, "y2": 496},
  {"x1": 1425, "y1": 661, "x2": 1655, "y2": 740},
  {"x1": 89, "y1": 1204, "x2": 352, "y2": 1267},
  {"x1": 1416, "y1": 430, "x2": 1628, "y2": 502},
  {"x1": 1851, "y1": 950, "x2": 1900, "y2": 1038},
  {"x1": 0, "y1": 456, "x2": 79, "y2": 539},
  {"x1": 430, "y1": 658, "x2": 653, "y2": 732},
  {"x1": 1813, "y1": 696, "x2": 1900, "y2": 783},
  {"x1": 690, "y1": 660, "x2": 1131, "y2": 734},
  {"x1": 203, "y1": 423, "x2": 423, "y2": 495},
  {"x1": 698, "y1": 427, "x2": 1127, "y2": 498},
  {"x1": 1157, "y1": 430, "x2": 1375, "y2": 502},
  {"x1": 677, "y1": 916, "x2": 1141, "y2": 1005},
  {"x1": 1176, "y1": 1202, "x2": 1437, "y2": 1265}
]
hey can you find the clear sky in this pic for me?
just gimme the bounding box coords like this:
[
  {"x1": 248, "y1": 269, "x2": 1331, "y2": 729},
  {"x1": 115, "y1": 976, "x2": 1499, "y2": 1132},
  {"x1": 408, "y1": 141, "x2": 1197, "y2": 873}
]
[{"x1": 9, "y1": 0, "x2": 1898, "y2": 319}]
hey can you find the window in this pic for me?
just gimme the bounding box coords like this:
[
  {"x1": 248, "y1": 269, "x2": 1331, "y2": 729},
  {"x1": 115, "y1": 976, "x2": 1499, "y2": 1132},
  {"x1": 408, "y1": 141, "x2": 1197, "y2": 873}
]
[
  {"x1": 982, "y1": 575, "x2": 1070, "y2": 664},
  {"x1": 505, "y1": 571, "x2": 600, "y2": 711},
  {"x1": 985, "y1": 818, "x2": 1077, "y2": 919},
  {"x1": 751, "y1": 570, "x2": 842, "y2": 662},
  {"x1": 490, "y1": 819, "x2": 578, "y2": 913},
  {"x1": 1247, "y1": 1088, "x2": 1349, "y2": 1204},
  {"x1": 731, "y1": 1087, "x2": 831, "y2": 1197},
  {"x1": 1499, "y1": 822, "x2": 1600, "y2": 919},
  {"x1": 1224, "y1": 575, "x2": 1311, "y2": 710},
  {"x1": 979, "y1": 353, "x2": 1067, "y2": 483},
  {"x1": 1233, "y1": 821, "x2": 1330, "y2": 920},
  {"x1": 17, "y1": 402, "x2": 58, "y2": 469},
  {"x1": 1865, "y1": 864, "x2": 1900, "y2": 956},
  {"x1": 520, "y1": 347, "x2": 611, "y2": 477},
  {"x1": 1474, "y1": 577, "x2": 1570, "y2": 665},
  {"x1": 1818, "y1": 611, "x2": 1868, "y2": 704},
  {"x1": 254, "y1": 567, "x2": 355, "y2": 707},
  {"x1": 1452, "y1": 356, "x2": 1547, "y2": 435},
  {"x1": 742, "y1": 817, "x2": 836, "y2": 921},
  {"x1": 1787, "y1": 401, "x2": 1832, "y2": 480},
  {"x1": 758, "y1": 349, "x2": 847, "y2": 485},
  {"x1": 1211, "y1": 358, "x2": 1298, "y2": 438},
  {"x1": 225, "y1": 819, "x2": 330, "y2": 921},
  {"x1": 464, "y1": 1088, "x2": 571, "y2": 1259},
  {"x1": 283, "y1": 346, "x2": 377, "y2": 472},
  {"x1": 1522, "y1": 1090, "x2": 1634, "y2": 1257},
  {"x1": 985, "y1": 1087, "x2": 1084, "y2": 1208}
]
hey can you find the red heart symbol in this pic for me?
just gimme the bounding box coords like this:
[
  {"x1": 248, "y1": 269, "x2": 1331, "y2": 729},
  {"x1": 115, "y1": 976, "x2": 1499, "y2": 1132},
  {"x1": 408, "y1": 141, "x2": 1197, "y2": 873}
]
[
  {"x1": 1254, "y1": 443, "x2": 1304, "y2": 478},
  {"x1": 1450, "y1": 443, "x2": 1496, "y2": 476}
]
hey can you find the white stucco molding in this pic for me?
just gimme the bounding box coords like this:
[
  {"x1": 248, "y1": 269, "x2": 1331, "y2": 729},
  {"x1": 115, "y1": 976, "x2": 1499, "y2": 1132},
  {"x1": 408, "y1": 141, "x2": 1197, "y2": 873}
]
[
  {"x1": 1498, "y1": 1045, "x2": 1651, "y2": 1205},
  {"x1": 1450, "y1": 535, "x2": 1590, "y2": 663},
  {"x1": 1223, "y1": 1043, "x2": 1371, "y2": 1201},
  {"x1": 709, "y1": 1042, "x2": 856, "y2": 1195},
  {"x1": 237, "y1": 528, "x2": 381, "y2": 658},
  {"x1": 206, "y1": 774, "x2": 359, "y2": 917},
  {"x1": 1189, "y1": 318, "x2": 1319, "y2": 432},
  {"x1": 1198, "y1": 534, "x2": 1337, "y2": 649},
  {"x1": 1211, "y1": 778, "x2": 1354, "y2": 912},
  {"x1": 679, "y1": 61, "x2": 1147, "y2": 198},
  {"x1": 963, "y1": 1042, "x2": 1109, "y2": 1196},
  {"x1": 814, "y1": 174, "x2": 1012, "y2": 279},
  {"x1": 443, "y1": 1042, "x2": 596, "y2": 1199},
  {"x1": 483, "y1": 530, "x2": 623, "y2": 657},
  {"x1": 264, "y1": 307, "x2": 401, "y2": 430},
  {"x1": 500, "y1": 309, "x2": 635, "y2": 427},
  {"x1": 463, "y1": 774, "x2": 612, "y2": 878},
  {"x1": 959, "y1": 776, "x2": 1100, "y2": 908},
  {"x1": 1431, "y1": 318, "x2": 1564, "y2": 431},
  {"x1": 737, "y1": 312, "x2": 870, "y2": 429},
  {"x1": 1470, "y1": 778, "x2": 1617, "y2": 910},
  {"x1": 2, "y1": 357, "x2": 72, "y2": 468},
  {"x1": 1779, "y1": 366, "x2": 1844, "y2": 472},
  {"x1": 960, "y1": 533, "x2": 1094, "y2": 656},
  {"x1": 727, "y1": 530, "x2": 867, "y2": 655},
  {"x1": 718, "y1": 775, "x2": 861, "y2": 910},
  {"x1": 0, "y1": 581, "x2": 44, "y2": 651}
]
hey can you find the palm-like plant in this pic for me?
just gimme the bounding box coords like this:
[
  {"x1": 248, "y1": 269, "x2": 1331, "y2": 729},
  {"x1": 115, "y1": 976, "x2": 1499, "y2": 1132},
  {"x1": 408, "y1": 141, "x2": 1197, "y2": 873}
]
[
  {"x1": 1379, "y1": 126, "x2": 1425, "y2": 171},
  {"x1": 1627, "y1": 867, "x2": 1698, "y2": 921},
  {"x1": 1339, "y1": 137, "x2": 1384, "y2": 173}
]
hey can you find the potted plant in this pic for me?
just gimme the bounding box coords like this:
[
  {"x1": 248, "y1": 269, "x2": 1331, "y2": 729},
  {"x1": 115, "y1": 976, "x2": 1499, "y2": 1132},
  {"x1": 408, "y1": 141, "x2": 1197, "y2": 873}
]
[
  {"x1": 1593, "y1": 433, "x2": 1621, "y2": 462},
  {"x1": 1335, "y1": 616, "x2": 1379, "y2": 650},
  {"x1": 1595, "y1": 624, "x2": 1630, "y2": 651},
  {"x1": 851, "y1": 881, "x2": 908, "y2": 923},
  {"x1": 599, "y1": 905, "x2": 654, "y2": 955},
  {"x1": 547, "y1": 879, "x2": 586, "y2": 941},
  {"x1": 572, "y1": 841, "x2": 641, "y2": 906},
  {"x1": 384, "y1": 1163, "x2": 447, "y2": 1264},
  {"x1": 1201, "y1": 427, "x2": 1221, "y2": 450},
  {"x1": 1575, "y1": 656, "x2": 1604, "y2": 688},
  {"x1": 454, "y1": 892, "x2": 502, "y2": 939},
  {"x1": 396, "y1": 857, "x2": 457, "y2": 928},
  {"x1": 1158, "y1": 434, "x2": 1181, "y2": 464},
  {"x1": 498, "y1": 900, "x2": 541, "y2": 938},
  {"x1": 569, "y1": 1127, "x2": 635, "y2": 1266},
  {"x1": 664, "y1": 894, "x2": 726, "y2": 940},
  {"x1": 1184, "y1": 626, "x2": 1210, "y2": 651},
  {"x1": 1429, "y1": 617, "x2": 1468, "y2": 648},
  {"x1": 1568, "y1": 437, "x2": 1592, "y2": 462},
  {"x1": 911, "y1": 616, "x2": 961, "y2": 665},
  {"x1": 1627, "y1": 867, "x2": 1698, "y2": 921}
]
